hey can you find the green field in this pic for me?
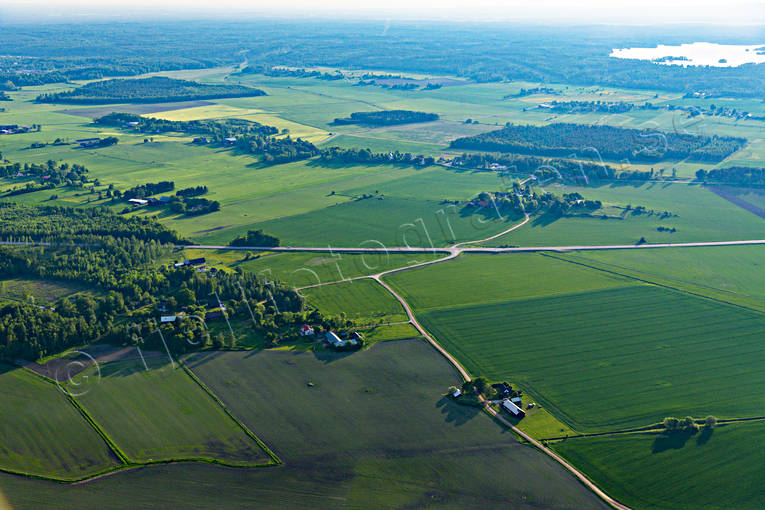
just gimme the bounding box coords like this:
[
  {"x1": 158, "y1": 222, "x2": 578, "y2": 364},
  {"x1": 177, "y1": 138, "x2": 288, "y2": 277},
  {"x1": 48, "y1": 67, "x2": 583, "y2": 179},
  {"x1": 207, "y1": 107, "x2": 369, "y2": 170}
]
[
  {"x1": 553, "y1": 421, "x2": 765, "y2": 510},
  {"x1": 417, "y1": 285, "x2": 765, "y2": 432},
  {"x1": 74, "y1": 358, "x2": 272, "y2": 465},
  {"x1": 3, "y1": 71, "x2": 765, "y2": 249},
  {"x1": 386, "y1": 252, "x2": 633, "y2": 311},
  {"x1": 302, "y1": 278, "x2": 408, "y2": 323},
  {"x1": 387, "y1": 254, "x2": 765, "y2": 432},
  {"x1": 0, "y1": 365, "x2": 118, "y2": 480},
  {"x1": 0, "y1": 278, "x2": 84, "y2": 304}
]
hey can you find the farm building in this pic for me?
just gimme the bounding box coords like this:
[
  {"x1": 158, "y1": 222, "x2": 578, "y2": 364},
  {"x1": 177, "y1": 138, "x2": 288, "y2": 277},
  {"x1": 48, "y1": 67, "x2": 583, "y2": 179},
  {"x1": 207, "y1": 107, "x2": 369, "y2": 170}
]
[
  {"x1": 128, "y1": 198, "x2": 148, "y2": 206},
  {"x1": 299, "y1": 324, "x2": 315, "y2": 336},
  {"x1": 502, "y1": 399, "x2": 525, "y2": 418},
  {"x1": 223, "y1": 137, "x2": 238, "y2": 145},
  {"x1": 161, "y1": 315, "x2": 180, "y2": 323},
  {"x1": 326, "y1": 331, "x2": 345, "y2": 347},
  {"x1": 510, "y1": 396, "x2": 523, "y2": 406}
]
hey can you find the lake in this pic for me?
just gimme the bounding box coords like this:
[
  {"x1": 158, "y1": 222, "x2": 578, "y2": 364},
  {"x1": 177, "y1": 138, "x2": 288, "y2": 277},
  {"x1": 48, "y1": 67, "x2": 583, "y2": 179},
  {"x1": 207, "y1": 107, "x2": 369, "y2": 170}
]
[{"x1": 610, "y1": 42, "x2": 765, "y2": 67}]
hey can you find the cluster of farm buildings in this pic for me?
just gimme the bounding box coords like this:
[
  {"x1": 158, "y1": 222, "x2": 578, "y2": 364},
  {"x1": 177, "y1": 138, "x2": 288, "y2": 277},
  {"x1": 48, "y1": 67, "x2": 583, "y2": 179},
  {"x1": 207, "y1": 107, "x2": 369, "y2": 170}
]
[{"x1": 0, "y1": 124, "x2": 31, "y2": 135}]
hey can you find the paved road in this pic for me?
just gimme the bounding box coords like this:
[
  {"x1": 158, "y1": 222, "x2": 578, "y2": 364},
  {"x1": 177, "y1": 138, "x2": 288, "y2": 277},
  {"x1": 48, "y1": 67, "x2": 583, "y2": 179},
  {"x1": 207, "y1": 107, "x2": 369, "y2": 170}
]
[{"x1": 183, "y1": 238, "x2": 765, "y2": 254}]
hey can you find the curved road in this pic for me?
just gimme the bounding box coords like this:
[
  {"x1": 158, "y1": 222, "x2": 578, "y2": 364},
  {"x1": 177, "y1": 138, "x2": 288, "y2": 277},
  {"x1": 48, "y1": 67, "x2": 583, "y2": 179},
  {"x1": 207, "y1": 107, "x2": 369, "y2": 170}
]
[{"x1": 294, "y1": 215, "x2": 638, "y2": 509}]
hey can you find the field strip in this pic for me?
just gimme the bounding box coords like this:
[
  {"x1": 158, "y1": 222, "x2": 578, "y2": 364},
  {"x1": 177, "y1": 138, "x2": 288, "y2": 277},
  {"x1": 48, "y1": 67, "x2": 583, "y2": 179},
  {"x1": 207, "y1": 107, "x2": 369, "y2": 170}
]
[
  {"x1": 539, "y1": 415, "x2": 765, "y2": 442},
  {"x1": 540, "y1": 253, "x2": 765, "y2": 315}
]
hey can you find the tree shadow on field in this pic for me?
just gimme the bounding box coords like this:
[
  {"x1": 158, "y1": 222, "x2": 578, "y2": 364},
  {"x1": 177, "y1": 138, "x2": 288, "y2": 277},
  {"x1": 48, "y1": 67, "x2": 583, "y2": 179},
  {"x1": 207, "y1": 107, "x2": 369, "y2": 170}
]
[
  {"x1": 651, "y1": 430, "x2": 695, "y2": 453},
  {"x1": 696, "y1": 427, "x2": 714, "y2": 446},
  {"x1": 436, "y1": 396, "x2": 480, "y2": 427}
]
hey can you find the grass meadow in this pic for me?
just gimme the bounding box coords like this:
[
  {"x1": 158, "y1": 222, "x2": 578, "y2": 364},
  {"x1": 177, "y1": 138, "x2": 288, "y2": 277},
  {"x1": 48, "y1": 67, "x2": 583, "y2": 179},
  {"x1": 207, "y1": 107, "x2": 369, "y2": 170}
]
[{"x1": 0, "y1": 365, "x2": 118, "y2": 480}]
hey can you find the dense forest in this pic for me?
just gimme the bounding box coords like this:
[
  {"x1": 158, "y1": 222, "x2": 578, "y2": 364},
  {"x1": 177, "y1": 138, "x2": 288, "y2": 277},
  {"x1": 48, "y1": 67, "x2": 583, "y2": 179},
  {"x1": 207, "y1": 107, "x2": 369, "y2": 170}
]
[
  {"x1": 0, "y1": 204, "x2": 343, "y2": 360},
  {"x1": 333, "y1": 110, "x2": 439, "y2": 126},
  {"x1": 36, "y1": 77, "x2": 266, "y2": 104},
  {"x1": 450, "y1": 152, "x2": 656, "y2": 182},
  {"x1": 0, "y1": 204, "x2": 183, "y2": 244},
  {"x1": 450, "y1": 123, "x2": 745, "y2": 163}
]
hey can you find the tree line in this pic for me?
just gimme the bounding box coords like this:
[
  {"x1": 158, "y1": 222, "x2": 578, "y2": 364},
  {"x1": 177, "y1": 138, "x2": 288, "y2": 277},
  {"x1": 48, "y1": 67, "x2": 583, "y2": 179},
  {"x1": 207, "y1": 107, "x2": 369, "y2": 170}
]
[{"x1": 36, "y1": 77, "x2": 266, "y2": 104}]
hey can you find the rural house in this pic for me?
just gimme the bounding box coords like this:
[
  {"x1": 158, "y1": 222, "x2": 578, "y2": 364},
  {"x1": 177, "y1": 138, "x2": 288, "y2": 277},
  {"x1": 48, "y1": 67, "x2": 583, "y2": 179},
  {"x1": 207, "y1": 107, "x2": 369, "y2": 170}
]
[{"x1": 299, "y1": 324, "x2": 315, "y2": 336}]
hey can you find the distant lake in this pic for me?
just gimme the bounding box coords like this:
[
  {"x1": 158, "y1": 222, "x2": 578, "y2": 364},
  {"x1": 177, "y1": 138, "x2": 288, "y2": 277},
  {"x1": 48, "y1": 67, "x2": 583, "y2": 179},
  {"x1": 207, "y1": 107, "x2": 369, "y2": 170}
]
[{"x1": 610, "y1": 42, "x2": 765, "y2": 67}]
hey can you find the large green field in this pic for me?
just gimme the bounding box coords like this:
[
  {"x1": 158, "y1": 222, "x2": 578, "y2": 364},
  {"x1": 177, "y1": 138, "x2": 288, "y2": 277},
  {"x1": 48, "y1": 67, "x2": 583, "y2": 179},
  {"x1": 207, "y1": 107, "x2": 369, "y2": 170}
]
[
  {"x1": 387, "y1": 254, "x2": 765, "y2": 432},
  {"x1": 0, "y1": 365, "x2": 118, "y2": 480},
  {"x1": 74, "y1": 358, "x2": 272, "y2": 465},
  {"x1": 552, "y1": 421, "x2": 765, "y2": 510}
]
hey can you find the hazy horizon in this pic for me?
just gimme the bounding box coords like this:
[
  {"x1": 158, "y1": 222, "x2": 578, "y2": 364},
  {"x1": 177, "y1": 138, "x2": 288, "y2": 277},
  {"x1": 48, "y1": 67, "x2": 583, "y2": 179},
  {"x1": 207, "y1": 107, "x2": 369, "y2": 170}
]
[{"x1": 1, "y1": 0, "x2": 764, "y2": 25}]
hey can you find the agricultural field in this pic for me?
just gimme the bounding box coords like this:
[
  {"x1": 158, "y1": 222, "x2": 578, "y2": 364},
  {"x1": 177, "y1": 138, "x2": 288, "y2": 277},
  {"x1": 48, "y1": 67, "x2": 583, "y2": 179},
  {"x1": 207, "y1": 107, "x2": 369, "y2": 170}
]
[
  {"x1": 4, "y1": 33, "x2": 765, "y2": 510},
  {"x1": 73, "y1": 358, "x2": 272, "y2": 466},
  {"x1": 178, "y1": 339, "x2": 611, "y2": 509},
  {"x1": 552, "y1": 420, "x2": 765, "y2": 510},
  {"x1": 387, "y1": 254, "x2": 765, "y2": 432},
  {"x1": 302, "y1": 278, "x2": 408, "y2": 323},
  {"x1": 0, "y1": 365, "x2": 118, "y2": 480}
]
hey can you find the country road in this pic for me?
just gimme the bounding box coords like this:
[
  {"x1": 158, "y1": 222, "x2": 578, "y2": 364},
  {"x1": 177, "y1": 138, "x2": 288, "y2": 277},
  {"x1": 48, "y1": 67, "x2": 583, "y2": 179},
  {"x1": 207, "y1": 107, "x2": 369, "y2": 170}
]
[{"x1": 292, "y1": 214, "x2": 641, "y2": 509}]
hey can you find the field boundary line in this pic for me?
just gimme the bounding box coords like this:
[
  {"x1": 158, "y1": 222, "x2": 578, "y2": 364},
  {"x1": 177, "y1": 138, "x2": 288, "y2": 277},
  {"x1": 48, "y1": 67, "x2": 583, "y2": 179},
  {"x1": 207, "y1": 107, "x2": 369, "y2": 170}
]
[{"x1": 180, "y1": 360, "x2": 282, "y2": 466}]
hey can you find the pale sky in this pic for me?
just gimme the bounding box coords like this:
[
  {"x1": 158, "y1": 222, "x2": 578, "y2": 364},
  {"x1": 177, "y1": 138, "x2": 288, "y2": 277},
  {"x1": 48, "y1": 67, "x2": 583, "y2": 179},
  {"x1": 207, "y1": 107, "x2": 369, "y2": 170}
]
[{"x1": 1, "y1": 0, "x2": 764, "y2": 24}]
